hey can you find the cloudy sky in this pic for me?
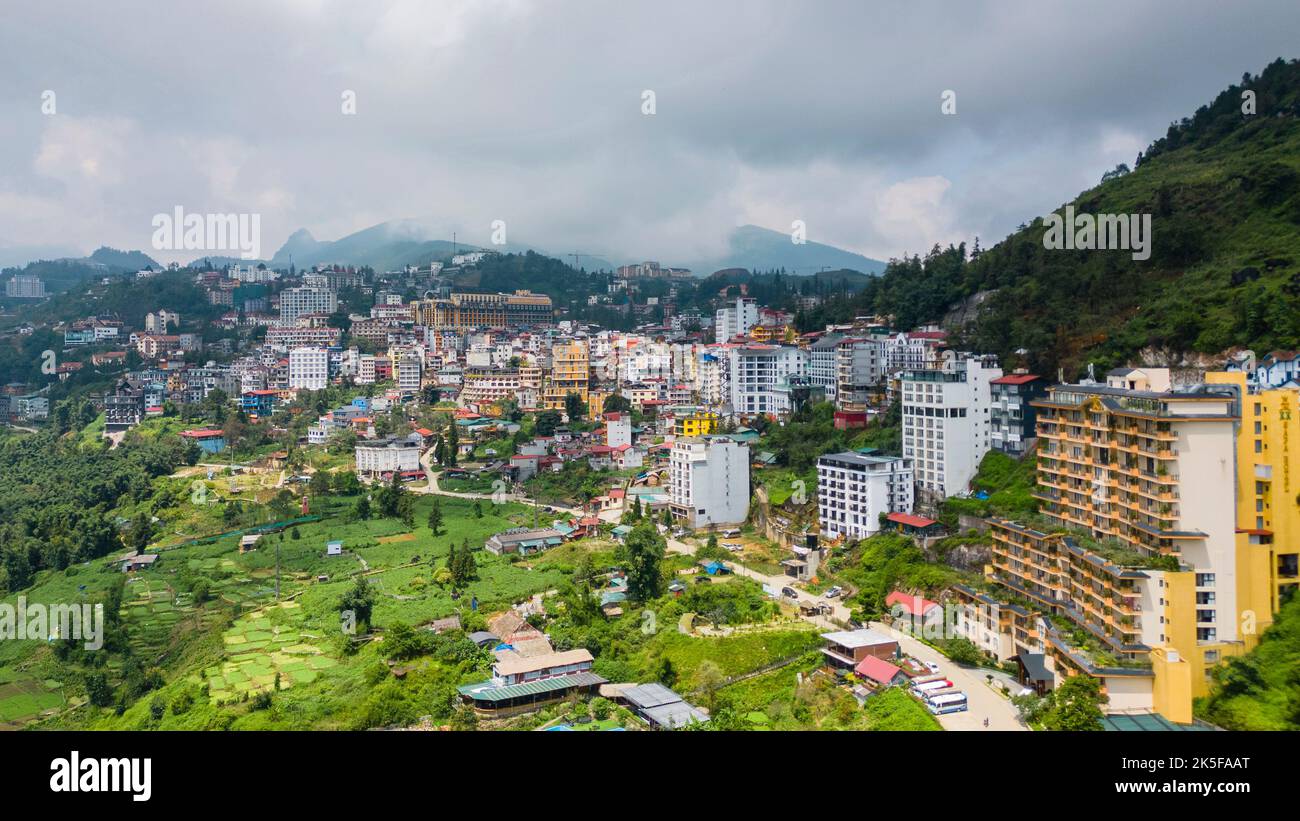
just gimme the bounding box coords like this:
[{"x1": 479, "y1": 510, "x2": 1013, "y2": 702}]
[{"x1": 2, "y1": 0, "x2": 1298, "y2": 267}]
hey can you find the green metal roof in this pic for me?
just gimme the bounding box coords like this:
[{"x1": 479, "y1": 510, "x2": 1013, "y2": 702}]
[
  {"x1": 1101, "y1": 713, "x2": 1215, "y2": 731},
  {"x1": 458, "y1": 672, "x2": 607, "y2": 702}
]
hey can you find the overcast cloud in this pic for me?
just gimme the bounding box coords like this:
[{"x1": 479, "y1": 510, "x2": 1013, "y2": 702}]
[{"x1": 2, "y1": 0, "x2": 1298, "y2": 266}]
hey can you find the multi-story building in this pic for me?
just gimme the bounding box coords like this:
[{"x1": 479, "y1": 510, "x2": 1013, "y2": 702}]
[
  {"x1": 989, "y1": 372, "x2": 1048, "y2": 456},
  {"x1": 415, "y1": 291, "x2": 552, "y2": 331},
  {"x1": 835, "y1": 337, "x2": 885, "y2": 407},
  {"x1": 459, "y1": 367, "x2": 525, "y2": 406},
  {"x1": 1205, "y1": 370, "x2": 1300, "y2": 635},
  {"x1": 288, "y1": 347, "x2": 330, "y2": 391},
  {"x1": 279, "y1": 286, "x2": 337, "y2": 324},
  {"x1": 714, "y1": 296, "x2": 758, "y2": 343},
  {"x1": 673, "y1": 409, "x2": 718, "y2": 438},
  {"x1": 1025, "y1": 372, "x2": 1252, "y2": 720},
  {"x1": 5, "y1": 274, "x2": 46, "y2": 299},
  {"x1": 354, "y1": 433, "x2": 423, "y2": 477},
  {"x1": 543, "y1": 340, "x2": 590, "y2": 411},
  {"x1": 265, "y1": 326, "x2": 342, "y2": 351},
  {"x1": 726, "y1": 343, "x2": 808, "y2": 418},
  {"x1": 668, "y1": 438, "x2": 750, "y2": 529},
  {"x1": 395, "y1": 353, "x2": 423, "y2": 394},
  {"x1": 808, "y1": 334, "x2": 843, "y2": 401},
  {"x1": 817, "y1": 451, "x2": 914, "y2": 541},
  {"x1": 901, "y1": 354, "x2": 1002, "y2": 499}
]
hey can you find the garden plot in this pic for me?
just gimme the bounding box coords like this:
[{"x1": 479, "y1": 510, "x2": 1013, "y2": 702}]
[
  {"x1": 0, "y1": 666, "x2": 65, "y2": 728},
  {"x1": 207, "y1": 603, "x2": 336, "y2": 703}
]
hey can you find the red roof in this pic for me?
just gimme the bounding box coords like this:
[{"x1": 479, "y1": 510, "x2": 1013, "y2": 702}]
[
  {"x1": 415, "y1": 428, "x2": 434, "y2": 436},
  {"x1": 886, "y1": 512, "x2": 938, "y2": 529},
  {"x1": 854, "y1": 655, "x2": 904, "y2": 685},
  {"x1": 990, "y1": 374, "x2": 1042, "y2": 385},
  {"x1": 180, "y1": 429, "x2": 224, "y2": 438},
  {"x1": 886, "y1": 590, "x2": 942, "y2": 616}
]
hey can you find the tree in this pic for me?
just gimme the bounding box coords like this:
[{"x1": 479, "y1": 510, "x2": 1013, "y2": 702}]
[
  {"x1": 445, "y1": 423, "x2": 459, "y2": 468},
  {"x1": 349, "y1": 496, "x2": 371, "y2": 522},
  {"x1": 427, "y1": 498, "x2": 444, "y2": 536},
  {"x1": 603, "y1": 393, "x2": 632, "y2": 414},
  {"x1": 333, "y1": 470, "x2": 362, "y2": 495},
  {"x1": 1043, "y1": 674, "x2": 1107, "y2": 731},
  {"x1": 692, "y1": 659, "x2": 726, "y2": 711},
  {"x1": 340, "y1": 577, "x2": 376, "y2": 632},
  {"x1": 309, "y1": 470, "x2": 331, "y2": 498},
  {"x1": 534, "y1": 411, "x2": 562, "y2": 437},
  {"x1": 126, "y1": 512, "x2": 153, "y2": 552},
  {"x1": 564, "y1": 391, "x2": 587, "y2": 422},
  {"x1": 624, "y1": 520, "x2": 665, "y2": 601},
  {"x1": 398, "y1": 494, "x2": 415, "y2": 527}
]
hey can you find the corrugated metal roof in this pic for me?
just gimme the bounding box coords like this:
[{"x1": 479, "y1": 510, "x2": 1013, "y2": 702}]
[{"x1": 458, "y1": 671, "x2": 606, "y2": 702}]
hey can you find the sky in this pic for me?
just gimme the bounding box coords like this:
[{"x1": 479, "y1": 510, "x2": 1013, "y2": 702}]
[{"x1": 1, "y1": 0, "x2": 1299, "y2": 268}]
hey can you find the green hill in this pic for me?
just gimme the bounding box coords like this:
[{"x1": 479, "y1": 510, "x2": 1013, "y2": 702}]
[{"x1": 803, "y1": 57, "x2": 1300, "y2": 378}]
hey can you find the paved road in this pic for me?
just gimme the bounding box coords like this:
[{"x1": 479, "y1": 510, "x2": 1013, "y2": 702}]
[{"x1": 867, "y1": 620, "x2": 1026, "y2": 731}]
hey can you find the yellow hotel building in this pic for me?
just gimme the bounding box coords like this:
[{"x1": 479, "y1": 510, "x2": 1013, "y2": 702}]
[
  {"x1": 543, "y1": 340, "x2": 590, "y2": 411},
  {"x1": 982, "y1": 366, "x2": 1300, "y2": 723}
]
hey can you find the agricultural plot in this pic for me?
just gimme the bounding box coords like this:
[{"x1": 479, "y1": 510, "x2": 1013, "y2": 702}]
[
  {"x1": 206, "y1": 603, "x2": 336, "y2": 703},
  {"x1": 0, "y1": 665, "x2": 65, "y2": 727}
]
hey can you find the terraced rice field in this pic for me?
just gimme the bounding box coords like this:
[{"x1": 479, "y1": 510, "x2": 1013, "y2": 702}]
[
  {"x1": 205, "y1": 603, "x2": 336, "y2": 703},
  {"x1": 0, "y1": 665, "x2": 65, "y2": 728}
]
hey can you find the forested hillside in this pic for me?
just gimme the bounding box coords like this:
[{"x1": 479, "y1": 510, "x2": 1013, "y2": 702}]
[{"x1": 799, "y1": 58, "x2": 1300, "y2": 378}]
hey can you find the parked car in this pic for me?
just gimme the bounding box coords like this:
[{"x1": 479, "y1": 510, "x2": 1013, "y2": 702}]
[
  {"x1": 781, "y1": 586, "x2": 799, "y2": 599},
  {"x1": 824, "y1": 586, "x2": 843, "y2": 599},
  {"x1": 925, "y1": 661, "x2": 941, "y2": 674}
]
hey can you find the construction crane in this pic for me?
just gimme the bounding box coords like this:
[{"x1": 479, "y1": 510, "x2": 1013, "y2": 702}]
[{"x1": 569, "y1": 253, "x2": 588, "y2": 271}]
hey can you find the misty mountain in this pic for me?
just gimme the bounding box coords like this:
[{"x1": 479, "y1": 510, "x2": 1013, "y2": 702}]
[{"x1": 677, "y1": 225, "x2": 887, "y2": 277}]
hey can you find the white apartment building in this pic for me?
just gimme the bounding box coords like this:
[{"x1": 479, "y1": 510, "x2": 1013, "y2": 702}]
[
  {"x1": 606, "y1": 413, "x2": 633, "y2": 448},
  {"x1": 356, "y1": 354, "x2": 377, "y2": 384},
  {"x1": 835, "y1": 336, "x2": 885, "y2": 406},
  {"x1": 396, "y1": 354, "x2": 423, "y2": 393},
  {"x1": 288, "y1": 347, "x2": 329, "y2": 391},
  {"x1": 354, "y1": 433, "x2": 423, "y2": 477},
  {"x1": 817, "y1": 451, "x2": 914, "y2": 541},
  {"x1": 809, "y1": 334, "x2": 843, "y2": 401},
  {"x1": 885, "y1": 331, "x2": 945, "y2": 375},
  {"x1": 715, "y1": 296, "x2": 759, "y2": 343},
  {"x1": 695, "y1": 350, "x2": 728, "y2": 407},
  {"x1": 727, "y1": 343, "x2": 808, "y2": 417},
  {"x1": 669, "y1": 438, "x2": 750, "y2": 529},
  {"x1": 279, "y1": 286, "x2": 338, "y2": 323},
  {"x1": 901, "y1": 354, "x2": 1002, "y2": 499}
]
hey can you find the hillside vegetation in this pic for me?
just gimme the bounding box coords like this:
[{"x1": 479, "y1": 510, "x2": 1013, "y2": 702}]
[{"x1": 800, "y1": 57, "x2": 1300, "y2": 377}]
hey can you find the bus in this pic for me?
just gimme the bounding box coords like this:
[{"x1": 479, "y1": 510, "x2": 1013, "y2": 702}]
[
  {"x1": 922, "y1": 687, "x2": 961, "y2": 700},
  {"x1": 913, "y1": 679, "x2": 955, "y2": 694},
  {"x1": 909, "y1": 674, "x2": 946, "y2": 687},
  {"x1": 926, "y1": 692, "x2": 968, "y2": 714}
]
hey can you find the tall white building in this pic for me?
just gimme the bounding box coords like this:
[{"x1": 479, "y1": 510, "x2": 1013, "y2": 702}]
[
  {"x1": 288, "y1": 347, "x2": 329, "y2": 390},
  {"x1": 817, "y1": 451, "x2": 914, "y2": 540},
  {"x1": 354, "y1": 433, "x2": 423, "y2": 477},
  {"x1": 396, "y1": 353, "x2": 423, "y2": 393},
  {"x1": 280, "y1": 286, "x2": 338, "y2": 324},
  {"x1": 727, "y1": 343, "x2": 808, "y2": 417},
  {"x1": 902, "y1": 354, "x2": 1002, "y2": 499},
  {"x1": 835, "y1": 336, "x2": 885, "y2": 406},
  {"x1": 714, "y1": 296, "x2": 759, "y2": 343},
  {"x1": 669, "y1": 438, "x2": 750, "y2": 529},
  {"x1": 808, "y1": 334, "x2": 843, "y2": 401}
]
